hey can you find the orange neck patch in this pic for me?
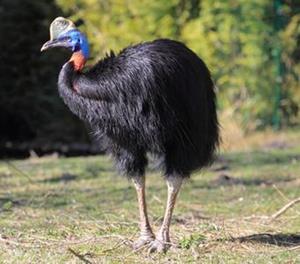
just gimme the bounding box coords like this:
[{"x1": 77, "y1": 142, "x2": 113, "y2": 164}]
[{"x1": 69, "y1": 51, "x2": 86, "y2": 72}]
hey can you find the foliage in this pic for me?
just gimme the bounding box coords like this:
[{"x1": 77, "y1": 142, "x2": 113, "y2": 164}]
[
  {"x1": 179, "y1": 234, "x2": 206, "y2": 249},
  {"x1": 0, "y1": 0, "x2": 88, "y2": 144},
  {"x1": 1, "y1": 0, "x2": 300, "y2": 145},
  {"x1": 182, "y1": 0, "x2": 275, "y2": 129},
  {"x1": 57, "y1": 0, "x2": 300, "y2": 130},
  {"x1": 56, "y1": 0, "x2": 193, "y2": 57},
  {"x1": 281, "y1": 7, "x2": 300, "y2": 127}
]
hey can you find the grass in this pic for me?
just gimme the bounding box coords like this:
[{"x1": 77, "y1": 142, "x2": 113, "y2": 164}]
[{"x1": 0, "y1": 132, "x2": 300, "y2": 263}]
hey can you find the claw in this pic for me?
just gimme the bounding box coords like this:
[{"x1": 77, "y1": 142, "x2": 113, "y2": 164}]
[
  {"x1": 148, "y1": 239, "x2": 170, "y2": 253},
  {"x1": 132, "y1": 235, "x2": 155, "y2": 250}
]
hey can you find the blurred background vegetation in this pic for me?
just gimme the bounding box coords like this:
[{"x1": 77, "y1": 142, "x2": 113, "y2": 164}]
[{"x1": 1, "y1": 0, "x2": 299, "y2": 155}]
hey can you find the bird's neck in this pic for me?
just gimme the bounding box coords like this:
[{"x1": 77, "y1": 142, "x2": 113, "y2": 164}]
[{"x1": 69, "y1": 51, "x2": 86, "y2": 72}]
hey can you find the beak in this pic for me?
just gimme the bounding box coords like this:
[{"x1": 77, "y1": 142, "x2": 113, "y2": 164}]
[{"x1": 41, "y1": 39, "x2": 71, "y2": 52}]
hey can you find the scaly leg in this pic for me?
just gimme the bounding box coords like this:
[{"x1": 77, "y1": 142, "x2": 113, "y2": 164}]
[
  {"x1": 149, "y1": 175, "x2": 183, "y2": 253},
  {"x1": 132, "y1": 176, "x2": 155, "y2": 249}
]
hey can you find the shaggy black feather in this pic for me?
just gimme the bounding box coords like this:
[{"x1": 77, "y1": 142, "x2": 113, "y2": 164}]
[{"x1": 58, "y1": 39, "x2": 219, "y2": 177}]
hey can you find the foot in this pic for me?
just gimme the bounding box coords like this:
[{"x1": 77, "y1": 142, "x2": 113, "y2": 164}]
[
  {"x1": 132, "y1": 235, "x2": 155, "y2": 250},
  {"x1": 148, "y1": 239, "x2": 170, "y2": 253}
]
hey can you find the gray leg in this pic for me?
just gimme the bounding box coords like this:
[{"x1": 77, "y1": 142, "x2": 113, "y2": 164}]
[
  {"x1": 149, "y1": 175, "x2": 183, "y2": 253},
  {"x1": 132, "y1": 176, "x2": 155, "y2": 249}
]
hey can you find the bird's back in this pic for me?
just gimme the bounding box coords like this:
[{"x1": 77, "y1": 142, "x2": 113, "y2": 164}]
[{"x1": 67, "y1": 39, "x2": 219, "y2": 175}]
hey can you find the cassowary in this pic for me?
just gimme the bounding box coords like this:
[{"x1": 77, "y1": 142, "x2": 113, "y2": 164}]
[{"x1": 41, "y1": 17, "x2": 219, "y2": 253}]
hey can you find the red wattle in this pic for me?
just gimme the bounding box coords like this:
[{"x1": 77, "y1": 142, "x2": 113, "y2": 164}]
[{"x1": 69, "y1": 51, "x2": 86, "y2": 71}]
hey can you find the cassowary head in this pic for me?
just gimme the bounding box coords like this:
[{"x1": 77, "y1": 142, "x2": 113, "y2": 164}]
[{"x1": 41, "y1": 17, "x2": 89, "y2": 71}]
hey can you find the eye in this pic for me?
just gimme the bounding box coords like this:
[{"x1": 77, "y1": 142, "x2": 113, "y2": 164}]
[{"x1": 58, "y1": 36, "x2": 71, "y2": 42}]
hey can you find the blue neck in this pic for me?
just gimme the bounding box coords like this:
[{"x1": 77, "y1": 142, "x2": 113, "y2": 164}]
[
  {"x1": 79, "y1": 33, "x2": 90, "y2": 59},
  {"x1": 64, "y1": 29, "x2": 90, "y2": 60}
]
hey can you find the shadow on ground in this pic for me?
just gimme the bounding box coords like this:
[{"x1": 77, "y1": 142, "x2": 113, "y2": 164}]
[
  {"x1": 232, "y1": 233, "x2": 300, "y2": 247},
  {"x1": 219, "y1": 152, "x2": 300, "y2": 167},
  {"x1": 190, "y1": 174, "x2": 295, "y2": 189},
  {"x1": 39, "y1": 173, "x2": 78, "y2": 183},
  {"x1": 210, "y1": 174, "x2": 294, "y2": 187},
  {"x1": 0, "y1": 197, "x2": 27, "y2": 209}
]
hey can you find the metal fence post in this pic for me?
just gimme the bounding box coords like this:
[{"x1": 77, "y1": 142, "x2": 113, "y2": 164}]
[{"x1": 272, "y1": 0, "x2": 283, "y2": 130}]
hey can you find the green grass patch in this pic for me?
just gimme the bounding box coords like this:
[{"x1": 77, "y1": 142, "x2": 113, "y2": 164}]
[{"x1": 0, "y1": 140, "x2": 300, "y2": 263}]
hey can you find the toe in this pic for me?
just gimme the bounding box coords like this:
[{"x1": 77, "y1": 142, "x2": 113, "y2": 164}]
[
  {"x1": 148, "y1": 240, "x2": 170, "y2": 253},
  {"x1": 132, "y1": 236, "x2": 154, "y2": 250}
]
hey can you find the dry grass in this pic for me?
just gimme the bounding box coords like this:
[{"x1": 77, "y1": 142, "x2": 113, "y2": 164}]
[
  {"x1": 0, "y1": 130, "x2": 300, "y2": 263},
  {"x1": 220, "y1": 112, "x2": 300, "y2": 152}
]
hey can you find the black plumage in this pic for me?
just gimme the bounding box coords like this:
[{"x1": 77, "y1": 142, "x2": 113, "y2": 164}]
[{"x1": 58, "y1": 39, "x2": 219, "y2": 177}]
